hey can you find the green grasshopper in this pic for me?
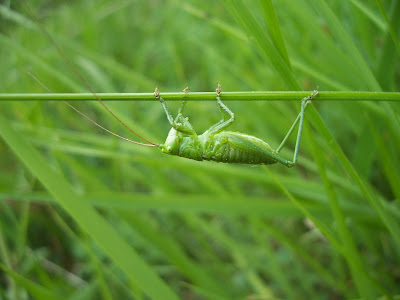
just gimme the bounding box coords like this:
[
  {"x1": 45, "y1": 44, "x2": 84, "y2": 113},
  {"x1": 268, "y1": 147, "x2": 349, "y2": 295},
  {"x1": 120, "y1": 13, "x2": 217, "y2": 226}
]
[
  {"x1": 25, "y1": 3, "x2": 317, "y2": 167},
  {"x1": 61, "y1": 83, "x2": 317, "y2": 167},
  {"x1": 153, "y1": 84, "x2": 318, "y2": 167},
  {"x1": 36, "y1": 63, "x2": 317, "y2": 167},
  {"x1": 61, "y1": 84, "x2": 317, "y2": 168}
]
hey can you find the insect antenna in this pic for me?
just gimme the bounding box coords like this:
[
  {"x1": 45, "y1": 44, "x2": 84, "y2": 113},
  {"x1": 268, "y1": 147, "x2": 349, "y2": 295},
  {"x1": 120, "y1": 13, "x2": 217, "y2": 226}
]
[
  {"x1": 24, "y1": 2, "x2": 158, "y2": 147},
  {"x1": 27, "y1": 72, "x2": 158, "y2": 147}
]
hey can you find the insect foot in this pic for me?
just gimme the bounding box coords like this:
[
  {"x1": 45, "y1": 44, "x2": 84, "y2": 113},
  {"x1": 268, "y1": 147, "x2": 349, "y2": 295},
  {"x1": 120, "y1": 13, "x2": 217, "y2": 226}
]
[
  {"x1": 302, "y1": 86, "x2": 319, "y2": 105},
  {"x1": 216, "y1": 83, "x2": 222, "y2": 95},
  {"x1": 154, "y1": 87, "x2": 160, "y2": 99}
]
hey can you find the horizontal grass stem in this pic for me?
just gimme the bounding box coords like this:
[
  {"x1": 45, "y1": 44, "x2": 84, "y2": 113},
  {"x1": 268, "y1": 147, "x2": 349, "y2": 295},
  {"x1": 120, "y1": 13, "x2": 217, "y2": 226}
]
[{"x1": 1, "y1": 91, "x2": 400, "y2": 102}]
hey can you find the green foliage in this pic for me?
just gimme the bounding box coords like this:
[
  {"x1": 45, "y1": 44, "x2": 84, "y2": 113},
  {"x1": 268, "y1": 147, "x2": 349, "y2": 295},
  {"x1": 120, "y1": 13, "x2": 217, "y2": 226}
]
[{"x1": 0, "y1": 0, "x2": 399, "y2": 299}]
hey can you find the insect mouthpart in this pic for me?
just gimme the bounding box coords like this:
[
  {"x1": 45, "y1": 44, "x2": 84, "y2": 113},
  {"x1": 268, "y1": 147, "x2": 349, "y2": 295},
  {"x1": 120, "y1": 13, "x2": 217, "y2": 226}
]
[{"x1": 160, "y1": 144, "x2": 172, "y2": 153}]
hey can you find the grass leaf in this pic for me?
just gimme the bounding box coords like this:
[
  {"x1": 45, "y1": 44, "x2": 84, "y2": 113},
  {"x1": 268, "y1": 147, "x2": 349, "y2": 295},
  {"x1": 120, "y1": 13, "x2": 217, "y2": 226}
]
[{"x1": 0, "y1": 114, "x2": 180, "y2": 300}]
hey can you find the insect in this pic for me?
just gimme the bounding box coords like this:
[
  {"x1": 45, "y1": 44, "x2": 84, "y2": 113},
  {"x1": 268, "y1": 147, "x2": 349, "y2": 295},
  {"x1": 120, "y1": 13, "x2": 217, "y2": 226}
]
[
  {"x1": 61, "y1": 83, "x2": 317, "y2": 167},
  {"x1": 32, "y1": 69, "x2": 317, "y2": 167},
  {"x1": 154, "y1": 84, "x2": 318, "y2": 167},
  {"x1": 26, "y1": 3, "x2": 318, "y2": 167}
]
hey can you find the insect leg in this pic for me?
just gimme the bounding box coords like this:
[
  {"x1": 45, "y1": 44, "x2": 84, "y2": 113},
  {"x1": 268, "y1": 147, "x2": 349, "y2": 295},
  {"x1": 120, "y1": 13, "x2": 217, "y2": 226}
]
[
  {"x1": 175, "y1": 100, "x2": 188, "y2": 123},
  {"x1": 155, "y1": 87, "x2": 197, "y2": 136},
  {"x1": 203, "y1": 83, "x2": 235, "y2": 135},
  {"x1": 177, "y1": 100, "x2": 187, "y2": 114},
  {"x1": 276, "y1": 113, "x2": 301, "y2": 154},
  {"x1": 154, "y1": 87, "x2": 175, "y2": 126},
  {"x1": 277, "y1": 87, "x2": 318, "y2": 165},
  {"x1": 172, "y1": 87, "x2": 192, "y2": 122}
]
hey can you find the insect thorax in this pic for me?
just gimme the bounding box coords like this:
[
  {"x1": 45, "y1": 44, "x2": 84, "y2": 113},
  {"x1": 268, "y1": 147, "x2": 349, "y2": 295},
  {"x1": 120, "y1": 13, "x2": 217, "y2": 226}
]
[{"x1": 160, "y1": 127, "x2": 203, "y2": 161}]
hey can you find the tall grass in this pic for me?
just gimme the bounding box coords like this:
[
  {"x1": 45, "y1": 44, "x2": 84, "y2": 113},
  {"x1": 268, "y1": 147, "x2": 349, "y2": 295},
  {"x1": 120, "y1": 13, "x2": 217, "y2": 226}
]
[{"x1": 0, "y1": 0, "x2": 399, "y2": 299}]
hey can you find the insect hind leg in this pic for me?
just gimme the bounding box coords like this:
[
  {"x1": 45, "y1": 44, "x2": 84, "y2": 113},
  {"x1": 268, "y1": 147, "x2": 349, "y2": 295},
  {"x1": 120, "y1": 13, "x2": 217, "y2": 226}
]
[{"x1": 276, "y1": 87, "x2": 319, "y2": 167}]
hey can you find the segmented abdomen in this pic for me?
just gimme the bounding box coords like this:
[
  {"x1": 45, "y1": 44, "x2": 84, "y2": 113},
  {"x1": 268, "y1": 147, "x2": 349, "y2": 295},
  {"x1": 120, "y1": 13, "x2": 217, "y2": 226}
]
[{"x1": 201, "y1": 131, "x2": 278, "y2": 165}]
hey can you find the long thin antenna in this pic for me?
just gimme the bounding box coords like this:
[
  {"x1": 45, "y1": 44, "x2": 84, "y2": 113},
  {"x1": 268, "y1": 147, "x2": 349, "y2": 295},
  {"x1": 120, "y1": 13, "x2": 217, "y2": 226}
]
[
  {"x1": 27, "y1": 72, "x2": 157, "y2": 147},
  {"x1": 24, "y1": 2, "x2": 158, "y2": 147}
]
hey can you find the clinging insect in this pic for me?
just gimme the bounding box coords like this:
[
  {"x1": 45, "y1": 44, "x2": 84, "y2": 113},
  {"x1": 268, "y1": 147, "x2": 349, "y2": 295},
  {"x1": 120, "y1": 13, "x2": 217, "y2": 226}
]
[
  {"x1": 36, "y1": 76, "x2": 317, "y2": 167},
  {"x1": 153, "y1": 84, "x2": 318, "y2": 167},
  {"x1": 65, "y1": 83, "x2": 318, "y2": 168},
  {"x1": 64, "y1": 82, "x2": 318, "y2": 167},
  {"x1": 26, "y1": 3, "x2": 317, "y2": 167}
]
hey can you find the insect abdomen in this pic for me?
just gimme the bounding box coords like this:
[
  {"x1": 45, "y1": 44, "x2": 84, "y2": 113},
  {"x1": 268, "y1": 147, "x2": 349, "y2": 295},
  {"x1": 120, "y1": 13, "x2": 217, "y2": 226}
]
[{"x1": 201, "y1": 131, "x2": 278, "y2": 165}]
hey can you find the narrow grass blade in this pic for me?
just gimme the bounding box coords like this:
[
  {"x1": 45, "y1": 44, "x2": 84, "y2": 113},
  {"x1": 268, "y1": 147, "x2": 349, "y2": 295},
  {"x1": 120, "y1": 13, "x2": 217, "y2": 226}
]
[
  {"x1": 264, "y1": 167, "x2": 342, "y2": 251},
  {"x1": 368, "y1": 117, "x2": 400, "y2": 202},
  {"x1": 308, "y1": 105, "x2": 400, "y2": 251},
  {"x1": 221, "y1": 0, "x2": 301, "y2": 90},
  {"x1": 0, "y1": 263, "x2": 68, "y2": 300},
  {"x1": 375, "y1": 0, "x2": 400, "y2": 90},
  {"x1": 117, "y1": 211, "x2": 230, "y2": 298},
  {"x1": 0, "y1": 114, "x2": 179, "y2": 300},
  {"x1": 259, "y1": 0, "x2": 290, "y2": 66},
  {"x1": 350, "y1": 0, "x2": 386, "y2": 31},
  {"x1": 375, "y1": 0, "x2": 400, "y2": 56},
  {"x1": 0, "y1": 223, "x2": 17, "y2": 298},
  {"x1": 307, "y1": 125, "x2": 379, "y2": 298},
  {"x1": 307, "y1": 0, "x2": 381, "y2": 91},
  {"x1": 0, "y1": 34, "x2": 83, "y2": 92},
  {"x1": 181, "y1": 3, "x2": 247, "y2": 41},
  {"x1": 250, "y1": 217, "x2": 301, "y2": 298},
  {"x1": 82, "y1": 233, "x2": 114, "y2": 300},
  {"x1": 256, "y1": 221, "x2": 349, "y2": 294},
  {"x1": 188, "y1": 215, "x2": 275, "y2": 298}
]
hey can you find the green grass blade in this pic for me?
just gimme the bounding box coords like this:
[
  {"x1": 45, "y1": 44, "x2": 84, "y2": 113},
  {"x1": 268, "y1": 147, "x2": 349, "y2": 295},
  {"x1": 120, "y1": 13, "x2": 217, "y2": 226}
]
[
  {"x1": 375, "y1": 0, "x2": 400, "y2": 56},
  {"x1": 307, "y1": 125, "x2": 379, "y2": 298},
  {"x1": 259, "y1": 0, "x2": 290, "y2": 66},
  {"x1": 375, "y1": 0, "x2": 400, "y2": 90},
  {"x1": 221, "y1": 0, "x2": 301, "y2": 90},
  {"x1": 307, "y1": 0, "x2": 381, "y2": 91},
  {"x1": 181, "y1": 3, "x2": 247, "y2": 41},
  {"x1": 257, "y1": 221, "x2": 349, "y2": 294},
  {"x1": 82, "y1": 233, "x2": 114, "y2": 300},
  {"x1": 189, "y1": 215, "x2": 275, "y2": 298},
  {"x1": 368, "y1": 117, "x2": 400, "y2": 202},
  {"x1": 249, "y1": 218, "x2": 297, "y2": 299},
  {"x1": 264, "y1": 167, "x2": 342, "y2": 251},
  {"x1": 0, "y1": 33, "x2": 83, "y2": 92},
  {"x1": 0, "y1": 262, "x2": 68, "y2": 300},
  {"x1": 308, "y1": 105, "x2": 400, "y2": 251},
  {"x1": 0, "y1": 222, "x2": 17, "y2": 299},
  {"x1": 0, "y1": 114, "x2": 179, "y2": 300},
  {"x1": 350, "y1": 0, "x2": 386, "y2": 31},
  {"x1": 117, "y1": 211, "x2": 230, "y2": 298},
  {"x1": 5, "y1": 190, "x2": 390, "y2": 226}
]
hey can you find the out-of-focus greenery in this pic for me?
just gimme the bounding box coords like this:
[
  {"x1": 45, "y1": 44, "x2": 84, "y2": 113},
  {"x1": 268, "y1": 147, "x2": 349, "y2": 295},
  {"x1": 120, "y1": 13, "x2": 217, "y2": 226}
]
[{"x1": 0, "y1": 0, "x2": 399, "y2": 299}]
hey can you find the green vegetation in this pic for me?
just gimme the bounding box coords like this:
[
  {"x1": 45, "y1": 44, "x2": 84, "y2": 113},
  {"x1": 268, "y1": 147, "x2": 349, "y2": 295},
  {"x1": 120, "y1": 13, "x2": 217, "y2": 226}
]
[{"x1": 0, "y1": 0, "x2": 399, "y2": 299}]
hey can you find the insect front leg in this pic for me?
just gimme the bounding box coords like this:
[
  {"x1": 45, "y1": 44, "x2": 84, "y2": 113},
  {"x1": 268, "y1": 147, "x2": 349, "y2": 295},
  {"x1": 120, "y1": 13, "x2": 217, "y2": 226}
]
[
  {"x1": 155, "y1": 87, "x2": 175, "y2": 126},
  {"x1": 155, "y1": 87, "x2": 197, "y2": 136},
  {"x1": 203, "y1": 83, "x2": 235, "y2": 135}
]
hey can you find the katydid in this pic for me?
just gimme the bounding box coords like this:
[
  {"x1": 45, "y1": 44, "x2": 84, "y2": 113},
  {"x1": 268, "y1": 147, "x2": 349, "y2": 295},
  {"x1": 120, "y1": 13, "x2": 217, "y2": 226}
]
[
  {"x1": 154, "y1": 84, "x2": 318, "y2": 167},
  {"x1": 25, "y1": 3, "x2": 318, "y2": 167},
  {"x1": 33, "y1": 69, "x2": 317, "y2": 167}
]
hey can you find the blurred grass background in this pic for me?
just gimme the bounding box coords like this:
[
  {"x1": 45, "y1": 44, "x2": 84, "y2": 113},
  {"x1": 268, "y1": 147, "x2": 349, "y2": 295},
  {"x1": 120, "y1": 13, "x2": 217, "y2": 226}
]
[{"x1": 0, "y1": 0, "x2": 400, "y2": 299}]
